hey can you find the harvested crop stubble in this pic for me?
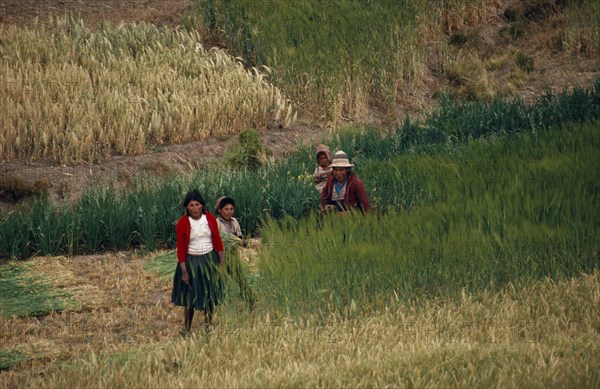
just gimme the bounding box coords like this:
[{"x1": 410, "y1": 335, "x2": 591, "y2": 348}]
[
  {"x1": 3, "y1": 270, "x2": 598, "y2": 387},
  {"x1": 0, "y1": 253, "x2": 181, "y2": 380}
]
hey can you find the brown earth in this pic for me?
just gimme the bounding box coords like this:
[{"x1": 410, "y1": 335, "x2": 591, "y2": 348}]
[
  {"x1": 0, "y1": 0, "x2": 190, "y2": 28},
  {"x1": 0, "y1": 0, "x2": 598, "y2": 207}
]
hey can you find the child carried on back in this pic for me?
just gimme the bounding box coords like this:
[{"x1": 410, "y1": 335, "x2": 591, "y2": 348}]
[{"x1": 313, "y1": 144, "x2": 332, "y2": 194}]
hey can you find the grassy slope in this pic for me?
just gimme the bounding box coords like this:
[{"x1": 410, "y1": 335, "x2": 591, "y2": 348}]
[{"x1": 8, "y1": 271, "x2": 599, "y2": 387}]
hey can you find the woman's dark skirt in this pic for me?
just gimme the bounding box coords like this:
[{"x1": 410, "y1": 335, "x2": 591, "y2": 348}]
[{"x1": 171, "y1": 251, "x2": 224, "y2": 312}]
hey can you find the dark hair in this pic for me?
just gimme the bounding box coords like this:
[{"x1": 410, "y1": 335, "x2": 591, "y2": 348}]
[
  {"x1": 216, "y1": 196, "x2": 236, "y2": 212},
  {"x1": 182, "y1": 189, "x2": 206, "y2": 215}
]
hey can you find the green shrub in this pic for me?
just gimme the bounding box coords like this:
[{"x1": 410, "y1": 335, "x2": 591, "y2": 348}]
[
  {"x1": 449, "y1": 32, "x2": 468, "y2": 47},
  {"x1": 225, "y1": 129, "x2": 270, "y2": 171},
  {"x1": 0, "y1": 175, "x2": 49, "y2": 202},
  {"x1": 515, "y1": 51, "x2": 534, "y2": 73},
  {"x1": 500, "y1": 21, "x2": 526, "y2": 39}
]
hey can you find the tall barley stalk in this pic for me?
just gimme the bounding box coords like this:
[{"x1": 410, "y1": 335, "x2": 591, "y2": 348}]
[
  {"x1": 257, "y1": 122, "x2": 599, "y2": 316},
  {"x1": 0, "y1": 17, "x2": 294, "y2": 164}
]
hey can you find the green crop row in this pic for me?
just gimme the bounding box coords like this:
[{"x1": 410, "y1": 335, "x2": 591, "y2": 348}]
[
  {"x1": 1, "y1": 81, "x2": 598, "y2": 260},
  {"x1": 256, "y1": 121, "x2": 599, "y2": 317}
]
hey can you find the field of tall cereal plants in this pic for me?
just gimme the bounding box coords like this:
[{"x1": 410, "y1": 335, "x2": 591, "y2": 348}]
[
  {"x1": 0, "y1": 17, "x2": 295, "y2": 164},
  {"x1": 2, "y1": 102, "x2": 599, "y2": 386}
]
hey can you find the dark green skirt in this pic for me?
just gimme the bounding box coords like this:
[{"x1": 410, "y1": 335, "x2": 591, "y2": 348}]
[{"x1": 171, "y1": 251, "x2": 224, "y2": 311}]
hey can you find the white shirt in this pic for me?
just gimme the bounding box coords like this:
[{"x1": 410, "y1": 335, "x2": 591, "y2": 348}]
[{"x1": 188, "y1": 215, "x2": 213, "y2": 255}]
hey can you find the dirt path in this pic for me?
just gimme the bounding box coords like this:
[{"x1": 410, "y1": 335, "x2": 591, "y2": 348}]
[
  {"x1": 0, "y1": 0, "x2": 191, "y2": 28},
  {"x1": 0, "y1": 123, "x2": 327, "y2": 206}
]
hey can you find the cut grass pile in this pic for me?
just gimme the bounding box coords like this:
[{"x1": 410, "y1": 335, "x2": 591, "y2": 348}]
[
  {"x1": 144, "y1": 234, "x2": 243, "y2": 280},
  {"x1": 0, "y1": 253, "x2": 182, "y2": 381},
  {"x1": 0, "y1": 262, "x2": 78, "y2": 318},
  {"x1": 0, "y1": 349, "x2": 27, "y2": 371},
  {"x1": 143, "y1": 250, "x2": 179, "y2": 280}
]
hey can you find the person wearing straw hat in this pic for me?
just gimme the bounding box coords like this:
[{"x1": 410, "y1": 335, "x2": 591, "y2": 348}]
[
  {"x1": 172, "y1": 189, "x2": 225, "y2": 335},
  {"x1": 321, "y1": 150, "x2": 371, "y2": 214}
]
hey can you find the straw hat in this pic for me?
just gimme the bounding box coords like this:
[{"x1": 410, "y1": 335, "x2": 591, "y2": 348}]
[{"x1": 330, "y1": 150, "x2": 354, "y2": 168}]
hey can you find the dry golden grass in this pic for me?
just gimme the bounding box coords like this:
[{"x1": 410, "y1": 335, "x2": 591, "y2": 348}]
[
  {"x1": 444, "y1": 53, "x2": 500, "y2": 101},
  {"x1": 563, "y1": 1, "x2": 600, "y2": 56},
  {"x1": 429, "y1": 0, "x2": 503, "y2": 35},
  {"x1": 420, "y1": 0, "x2": 599, "y2": 104},
  {"x1": 0, "y1": 18, "x2": 295, "y2": 165},
  {"x1": 1, "y1": 250, "x2": 598, "y2": 388}
]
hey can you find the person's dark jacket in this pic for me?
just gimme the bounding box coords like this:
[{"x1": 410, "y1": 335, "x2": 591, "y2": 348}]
[{"x1": 321, "y1": 172, "x2": 371, "y2": 213}]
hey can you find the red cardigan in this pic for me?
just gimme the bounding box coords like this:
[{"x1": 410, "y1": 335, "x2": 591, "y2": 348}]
[
  {"x1": 176, "y1": 212, "x2": 224, "y2": 263},
  {"x1": 321, "y1": 173, "x2": 371, "y2": 213}
]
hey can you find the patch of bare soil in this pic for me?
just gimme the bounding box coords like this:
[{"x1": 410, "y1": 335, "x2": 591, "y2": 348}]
[{"x1": 0, "y1": 121, "x2": 327, "y2": 207}]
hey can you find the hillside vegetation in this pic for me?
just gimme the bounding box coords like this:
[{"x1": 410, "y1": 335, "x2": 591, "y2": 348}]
[
  {"x1": 0, "y1": 0, "x2": 598, "y2": 167},
  {"x1": 188, "y1": 0, "x2": 599, "y2": 122},
  {"x1": 0, "y1": 1, "x2": 599, "y2": 387}
]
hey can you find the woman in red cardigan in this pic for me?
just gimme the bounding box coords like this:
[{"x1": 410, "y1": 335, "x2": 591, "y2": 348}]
[{"x1": 171, "y1": 189, "x2": 225, "y2": 334}]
